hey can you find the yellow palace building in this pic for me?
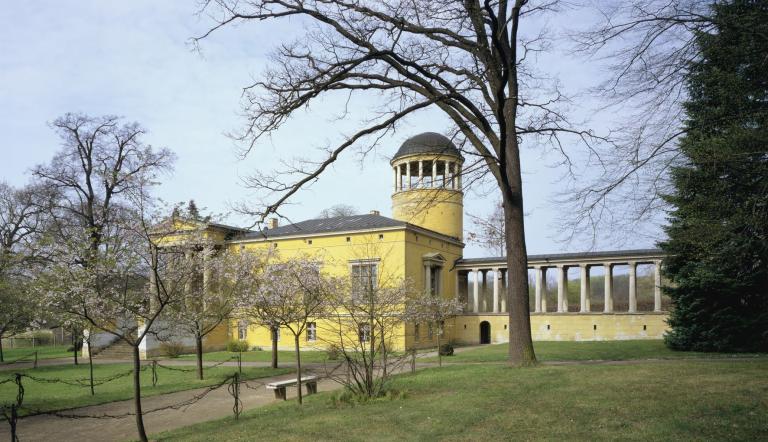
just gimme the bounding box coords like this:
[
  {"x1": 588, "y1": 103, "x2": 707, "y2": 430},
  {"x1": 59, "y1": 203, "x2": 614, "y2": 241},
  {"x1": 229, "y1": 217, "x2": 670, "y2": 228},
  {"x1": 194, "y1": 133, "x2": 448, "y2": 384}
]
[{"x1": 134, "y1": 132, "x2": 670, "y2": 358}]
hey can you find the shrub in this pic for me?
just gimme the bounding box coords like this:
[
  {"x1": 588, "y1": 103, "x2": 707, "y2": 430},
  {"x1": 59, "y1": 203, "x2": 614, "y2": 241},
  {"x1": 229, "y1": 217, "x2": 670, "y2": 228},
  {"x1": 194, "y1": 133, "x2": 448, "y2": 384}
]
[
  {"x1": 226, "y1": 340, "x2": 249, "y2": 352},
  {"x1": 326, "y1": 344, "x2": 340, "y2": 360},
  {"x1": 160, "y1": 341, "x2": 185, "y2": 358},
  {"x1": 439, "y1": 343, "x2": 454, "y2": 356}
]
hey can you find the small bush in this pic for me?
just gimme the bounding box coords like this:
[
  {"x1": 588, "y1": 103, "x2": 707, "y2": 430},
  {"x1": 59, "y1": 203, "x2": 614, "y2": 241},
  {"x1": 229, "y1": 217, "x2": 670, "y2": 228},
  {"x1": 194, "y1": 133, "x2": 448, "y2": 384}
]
[
  {"x1": 226, "y1": 340, "x2": 249, "y2": 352},
  {"x1": 161, "y1": 341, "x2": 185, "y2": 358},
  {"x1": 439, "y1": 343, "x2": 454, "y2": 356},
  {"x1": 326, "y1": 344, "x2": 340, "y2": 360}
]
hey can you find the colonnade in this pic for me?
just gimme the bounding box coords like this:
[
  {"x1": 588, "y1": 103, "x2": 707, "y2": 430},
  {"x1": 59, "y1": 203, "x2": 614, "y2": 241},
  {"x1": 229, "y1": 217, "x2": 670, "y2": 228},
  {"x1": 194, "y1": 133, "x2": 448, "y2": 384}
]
[
  {"x1": 456, "y1": 250, "x2": 666, "y2": 314},
  {"x1": 393, "y1": 158, "x2": 462, "y2": 191}
]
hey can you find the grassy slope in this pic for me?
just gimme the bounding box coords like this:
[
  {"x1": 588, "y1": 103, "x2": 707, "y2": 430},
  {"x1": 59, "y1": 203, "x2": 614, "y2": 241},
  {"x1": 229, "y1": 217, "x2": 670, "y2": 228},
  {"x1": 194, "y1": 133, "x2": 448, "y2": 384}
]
[
  {"x1": 424, "y1": 340, "x2": 766, "y2": 363},
  {"x1": 1, "y1": 346, "x2": 72, "y2": 363},
  {"x1": 0, "y1": 363, "x2": 290, "y2": 414},
  {"x1": 156, "y1": 360, "x2": 768, "y2": 441}
]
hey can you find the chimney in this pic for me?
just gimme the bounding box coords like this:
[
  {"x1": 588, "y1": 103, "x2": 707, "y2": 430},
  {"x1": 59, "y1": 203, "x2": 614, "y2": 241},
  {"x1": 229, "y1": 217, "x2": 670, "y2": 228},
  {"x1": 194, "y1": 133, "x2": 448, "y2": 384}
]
[
  {"x1": 370, "y1": 210, "x2": 380, "y2": 216},
  {"x1": 268, "y1": 218, "x2": 279, "y2": 229}
]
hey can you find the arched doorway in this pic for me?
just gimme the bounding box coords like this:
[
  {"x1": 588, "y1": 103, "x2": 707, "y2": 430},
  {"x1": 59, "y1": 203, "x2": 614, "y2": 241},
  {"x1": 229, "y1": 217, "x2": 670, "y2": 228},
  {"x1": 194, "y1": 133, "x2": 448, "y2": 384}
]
[{"x1": 479, "y1": 321, "x2": 491, "y2": 344}]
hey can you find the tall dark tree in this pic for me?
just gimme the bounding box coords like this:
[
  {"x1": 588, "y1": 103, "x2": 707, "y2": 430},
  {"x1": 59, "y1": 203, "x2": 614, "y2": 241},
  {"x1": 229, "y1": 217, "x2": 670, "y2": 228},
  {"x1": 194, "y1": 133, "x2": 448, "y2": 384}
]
[{"x1": 660, "y1": 0, "x2": 768, "y2": 352}]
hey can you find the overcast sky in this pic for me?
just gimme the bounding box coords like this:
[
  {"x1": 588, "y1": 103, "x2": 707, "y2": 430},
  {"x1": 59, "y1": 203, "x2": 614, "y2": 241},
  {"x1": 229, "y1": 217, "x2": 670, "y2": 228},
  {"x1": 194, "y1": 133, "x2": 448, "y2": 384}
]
[{"x1": 0, "y1": 1, "x2": 662, "y2": 257}]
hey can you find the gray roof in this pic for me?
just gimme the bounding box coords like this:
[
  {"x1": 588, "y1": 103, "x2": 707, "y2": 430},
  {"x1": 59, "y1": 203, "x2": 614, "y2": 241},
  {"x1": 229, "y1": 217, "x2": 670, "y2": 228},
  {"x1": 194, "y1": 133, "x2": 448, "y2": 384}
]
[
  {"x1": 238, "y1": 214, "x2": 407, "y2": 240},
  {"x1": 457, "y1": 249, "x2": 664, "y2": 265},
  {"x1": 392, "y1": 132, "x2": 463, "y2": 161}
]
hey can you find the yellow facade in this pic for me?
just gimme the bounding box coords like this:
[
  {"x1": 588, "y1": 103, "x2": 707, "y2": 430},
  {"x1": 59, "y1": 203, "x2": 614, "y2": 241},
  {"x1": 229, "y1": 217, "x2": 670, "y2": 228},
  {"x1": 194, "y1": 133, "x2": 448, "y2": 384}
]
[
  {"x1": 391, "y1": 152, "x2": 464, "y2": 241},
  {"x1": 450, "y1": 313, "x2": 669, "y2": 345},
  {"x1": 189, "y1": 132, "x2": 670, "y2": 356},
  {"x1": 216, "y1": 226, "x2": 463, "y2": 352}
]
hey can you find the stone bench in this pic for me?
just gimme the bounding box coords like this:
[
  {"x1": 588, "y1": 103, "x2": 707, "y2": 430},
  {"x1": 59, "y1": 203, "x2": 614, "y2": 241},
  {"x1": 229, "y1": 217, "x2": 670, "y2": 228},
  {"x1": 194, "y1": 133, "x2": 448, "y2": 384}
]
[{"x1": 266, "y1": 376, "x2": 318, "y2": 400}]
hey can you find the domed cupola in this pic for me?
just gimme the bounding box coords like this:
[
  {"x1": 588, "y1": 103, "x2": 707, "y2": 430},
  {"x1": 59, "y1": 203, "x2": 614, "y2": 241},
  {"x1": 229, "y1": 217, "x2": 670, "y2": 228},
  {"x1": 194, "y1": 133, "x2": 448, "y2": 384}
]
[{"x1": 390, "y1": 132, "x2": 464, "y2": 241}]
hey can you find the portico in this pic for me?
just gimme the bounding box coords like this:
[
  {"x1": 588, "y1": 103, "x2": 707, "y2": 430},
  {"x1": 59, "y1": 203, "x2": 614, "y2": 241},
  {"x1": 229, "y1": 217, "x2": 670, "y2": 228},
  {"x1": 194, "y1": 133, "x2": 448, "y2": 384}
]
[{"x1": 452, "y1": 249, "x2": 669, "y2": 344}]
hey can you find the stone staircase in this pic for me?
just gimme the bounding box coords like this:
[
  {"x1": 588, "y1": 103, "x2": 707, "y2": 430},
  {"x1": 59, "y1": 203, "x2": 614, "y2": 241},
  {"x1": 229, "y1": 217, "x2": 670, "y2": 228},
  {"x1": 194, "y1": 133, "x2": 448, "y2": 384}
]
[{"x1": 92, "y1": 338, "x2": 134, "y2": 360}]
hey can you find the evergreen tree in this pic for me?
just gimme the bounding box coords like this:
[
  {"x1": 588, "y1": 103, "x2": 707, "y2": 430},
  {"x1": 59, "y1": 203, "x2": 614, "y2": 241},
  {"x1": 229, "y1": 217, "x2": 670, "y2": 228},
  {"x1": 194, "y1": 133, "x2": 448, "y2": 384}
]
[
  {"x1": 661, "y1": 0, "x2": 768, "y2": 352},
  {"x1": 186, "y1": 199, "x2": 200, "y2": 220}
]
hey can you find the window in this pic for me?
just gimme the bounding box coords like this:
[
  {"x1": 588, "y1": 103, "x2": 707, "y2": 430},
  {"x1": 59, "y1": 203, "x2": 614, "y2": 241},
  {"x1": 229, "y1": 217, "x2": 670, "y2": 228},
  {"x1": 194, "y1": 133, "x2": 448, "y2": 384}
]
[
  {"x1": 237, "y1": 320, "x2": 248, "y2": 340},
  {"x1": 438, "y1": 320, "x2": 445, "y2": 336},
  {"x1": 429, "y1": 266, "x2": 441, "y2": 296},
  {"x1": 359, "y1": 324, "x2": 371, "y2": 343},
  {"x1": 306, "y1": 322, "x2": 317, "y2": 342},
  {"x1": 271, "y1": 326, "x2": 281, "y2": 342},
  {"x1": 351, "y1": 261, "x2": 378, "y2": 295},
  {"x1": 414, "y1": 323, "x2": 420, "y2": 342},
  {"x1": 427, "y1": 323, "x2": 434, "y2": 339}
]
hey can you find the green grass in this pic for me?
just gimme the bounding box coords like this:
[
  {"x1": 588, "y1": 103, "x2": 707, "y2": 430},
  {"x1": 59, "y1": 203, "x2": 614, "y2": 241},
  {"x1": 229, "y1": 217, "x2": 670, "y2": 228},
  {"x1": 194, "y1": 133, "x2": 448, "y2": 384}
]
[
  {"x1": 177, "y1": 349, "x2": 330, "y2": 364},
  {"x1": 0, "y1": 345, "x2": 73, "y2": 364},
  {"x1": 0, "y1": 362, "x2": 291, "y2": 414},
  {"x1": 424, "y1": 340, "x2": 766, "y2": 363},
  {"x1": 155, "y1": 360, "x2": 768, "y2": 441}
]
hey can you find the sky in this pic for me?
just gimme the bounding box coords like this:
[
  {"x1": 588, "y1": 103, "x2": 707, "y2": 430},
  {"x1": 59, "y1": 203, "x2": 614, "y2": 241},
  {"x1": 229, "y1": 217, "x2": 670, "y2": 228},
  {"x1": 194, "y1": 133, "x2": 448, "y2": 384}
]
[{"x1": 0, "y1": 1, "x2": 663, "y2": 258}]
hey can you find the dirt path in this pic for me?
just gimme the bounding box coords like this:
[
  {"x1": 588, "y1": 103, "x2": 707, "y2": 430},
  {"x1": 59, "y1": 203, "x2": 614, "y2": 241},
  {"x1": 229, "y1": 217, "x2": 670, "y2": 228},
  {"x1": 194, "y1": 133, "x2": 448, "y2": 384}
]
[{"x1": 0, "y1": 367, "x2": 341, "y2": 442}]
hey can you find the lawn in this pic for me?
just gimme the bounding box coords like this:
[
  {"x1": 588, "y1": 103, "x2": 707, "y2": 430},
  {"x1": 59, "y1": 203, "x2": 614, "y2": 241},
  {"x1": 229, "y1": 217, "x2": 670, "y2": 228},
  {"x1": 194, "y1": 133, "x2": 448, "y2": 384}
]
[
  {"x1": 423, "y1": 340, "x2": 766, "y2": 363},
  {"x1": 0, "y1": 362, "x2": 290, "y2": 415},
  {"x1": 177, "y1": 349, "x2": 330, "y2": 364},
  {"x1": 156, "y1": 359, "x2": 768, "y2": 441},
  {"x1": 0, "y1": 345, "x2": 73, "y2": 364}
]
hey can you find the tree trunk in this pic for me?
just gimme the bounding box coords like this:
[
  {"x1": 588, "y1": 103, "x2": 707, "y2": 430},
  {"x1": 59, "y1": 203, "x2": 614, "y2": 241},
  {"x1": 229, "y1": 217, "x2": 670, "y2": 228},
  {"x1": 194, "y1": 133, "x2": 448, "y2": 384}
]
[
  {"x1": 87, "y1": 335, "x2": 95, "y2": 396},
  {"x1": 72, "y1": 330, "x2": 79, "y2": 366},
  {"x1": 502, "y1": 143, "x2": 537, "y2": 366},
  {"x1": 294, "y1": 334, "x2": 303, "y2": 405},
  {"x1": 132, "y1": 345, "x2": 148, "y2": 442},
  {"x1": 271, "y1": 327, "x2": 278, "y2": 369},
  {"x1": 436, "y1": 328, "x2": 442, "y2": 368},
  {"x1": 0, "y1": 336, "x2": 4, "y2": 362},
  {"x1": 195, "y1": 335, "x2": 204, "y2": 380}
]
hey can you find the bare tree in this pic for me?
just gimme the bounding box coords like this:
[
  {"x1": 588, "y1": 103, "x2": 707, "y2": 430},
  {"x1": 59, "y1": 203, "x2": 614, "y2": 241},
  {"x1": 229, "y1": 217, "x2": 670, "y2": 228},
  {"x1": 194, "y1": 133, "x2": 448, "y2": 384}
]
[
  {"x1": 32, "y1": 113, "x2": 175, "y2": 442},
  {"x1": 0, "y1": 182, "x2": 52, "y2": 362},
  {"x1": 162, "y1": 223, "x2": 266, "y2": 380},
  {"x1": 240, "y1": 256, "x2": 335, "y2": 404},
  {"x1": 322, "y1": 247, "x2": 417, "y2": 398},
  {"x1": 560, "y1": 0, "x2": 716, "y2": 245},
  {"x1": 39, "y1": 199, "x2": 195, "y2": 442},
  {"x1": 196, "y1": 0, "x2": 605, "y2": 366},
  {"x1": 466, "y1": 199, "x2": 505, "y2": 256},
  {"x1": 33, "y1": 113, "x2": 174, "y2": 365},
  {"x1": 318, "y1": 204, "x2": 358, "y2": 218},
  {"x1": 405, "y1": 295, "x2": 464, "y2": 368}
]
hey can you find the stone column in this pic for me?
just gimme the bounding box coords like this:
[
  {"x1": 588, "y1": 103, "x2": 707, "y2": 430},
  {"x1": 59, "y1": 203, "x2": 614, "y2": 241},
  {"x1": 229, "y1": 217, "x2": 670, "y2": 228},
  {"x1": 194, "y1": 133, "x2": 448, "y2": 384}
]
[
  {"x1": 534, "y1": 266, "x2": 543, "y2": 313},
  {"x1": 424, "y1": 265, "x2": 431, "y2": 296},
  {"x1": 492, "y1": 267, "x2": 499, "y2": 313},
  {"x1": 443, "y1": 160, "x2": 449, "y2": 187},
  {"x1": 395, "y1": 166, "x2": 401, "y2": 191},
  {"x1": 557, "y1": 265, "x2": 567, "y2": 313},
  {"x1": 418, "y1": 160, "x2": 424, "y2": 188},
  {"x1": 432, "y1": 161, "x2": 437, "y2": 188},
  {"x1": 500, "y1": 269, "x2": 507, "y2": 312},
  {"x1": 480, "y1": 270, "x2": 487, "y2": 312},
  {"x1": 654, "y1": 260, "x2": 662, "y2": 312},
  {"x1": 603, "y1": 263, "x2": 613, "y2": 313},
  {"x1": 628, "y1": 261, "x2": 637, "y2": 313},
  {"x1": 406, "y1": 162, "x2": 411, "y2": 189},
  {"x1": 472, "y1": 268, "x2": 479, "y2": 313},
  {"x1": 579, "y1": 264, "x2": 590, "y2": 313},
  {"x1": 456, "y1": 164, "x2": 462, "y2": 189}
]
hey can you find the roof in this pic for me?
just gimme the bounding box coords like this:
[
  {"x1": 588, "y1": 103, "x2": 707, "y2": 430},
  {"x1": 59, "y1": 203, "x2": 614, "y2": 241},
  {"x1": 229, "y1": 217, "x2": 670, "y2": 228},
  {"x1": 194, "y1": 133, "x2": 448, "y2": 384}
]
[
  {"x1": 392, "y1": 132, "x2": 463, "y2": 162},
  {"x1": 457, "y1": 249, "x2": 664, "y2": 266},
  {"x1": 238, "y1": 214, "x2": 407, "y2": 240}
]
